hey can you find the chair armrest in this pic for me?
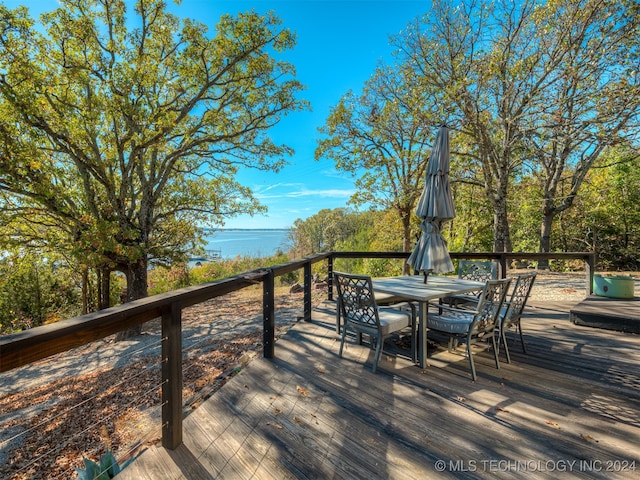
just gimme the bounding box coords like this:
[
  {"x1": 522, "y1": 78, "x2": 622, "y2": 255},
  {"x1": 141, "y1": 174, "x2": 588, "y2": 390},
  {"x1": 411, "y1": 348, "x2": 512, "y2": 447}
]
[
  {"x1": 381, "y1": 301, "x2": 416, "y2": 319},
  {"x1": 427, "y1": 301, "x2": 475, "y2": 316}
]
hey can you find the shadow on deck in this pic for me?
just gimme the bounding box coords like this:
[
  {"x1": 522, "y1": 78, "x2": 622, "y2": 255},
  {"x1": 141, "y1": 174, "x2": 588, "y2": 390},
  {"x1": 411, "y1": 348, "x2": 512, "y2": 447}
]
[{"x1": 117, "y1": 300, "x2": 640, "y2": 479}]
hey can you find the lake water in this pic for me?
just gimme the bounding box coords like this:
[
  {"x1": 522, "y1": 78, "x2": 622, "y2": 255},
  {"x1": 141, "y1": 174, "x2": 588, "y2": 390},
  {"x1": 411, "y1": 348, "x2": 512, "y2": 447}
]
[{"x1": 202, "y1": 229, "x2": 292, "y2": 259}]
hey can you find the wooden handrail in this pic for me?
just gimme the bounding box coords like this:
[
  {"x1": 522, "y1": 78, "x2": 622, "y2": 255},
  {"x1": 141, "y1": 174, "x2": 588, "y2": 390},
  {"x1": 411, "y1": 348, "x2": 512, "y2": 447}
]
[{"x1": 0, "y1": 250, "x2": 595, "y2": 451}]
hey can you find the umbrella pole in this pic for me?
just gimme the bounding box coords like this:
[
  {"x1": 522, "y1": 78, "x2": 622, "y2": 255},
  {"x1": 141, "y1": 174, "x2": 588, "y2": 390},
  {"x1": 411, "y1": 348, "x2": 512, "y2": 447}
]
[{"x1": 423, "y1": 269, "x2": 433, "y2": 284}]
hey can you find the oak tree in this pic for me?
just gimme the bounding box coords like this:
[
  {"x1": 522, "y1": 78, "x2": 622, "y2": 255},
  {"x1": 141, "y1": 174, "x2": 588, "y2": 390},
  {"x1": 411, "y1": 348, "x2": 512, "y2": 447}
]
[
  {"x1": 0, "y1": 0, "x2": 307, "y2": 325},
  {"x1": 316, "y1": 62, "x2": 442, "y2": 273}
]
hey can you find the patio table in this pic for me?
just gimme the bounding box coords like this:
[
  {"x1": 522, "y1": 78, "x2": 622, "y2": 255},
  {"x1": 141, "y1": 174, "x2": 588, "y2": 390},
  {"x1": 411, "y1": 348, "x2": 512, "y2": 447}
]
[{"x1": 372, "y1": 275, "x2": 485, "y2": 369}]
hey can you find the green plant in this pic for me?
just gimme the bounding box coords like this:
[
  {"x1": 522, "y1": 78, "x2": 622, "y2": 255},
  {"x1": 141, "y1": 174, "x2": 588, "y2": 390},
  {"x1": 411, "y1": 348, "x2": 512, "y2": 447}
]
[{"x1": 75, "y1": 450, "x2": 133, "y2": 480}]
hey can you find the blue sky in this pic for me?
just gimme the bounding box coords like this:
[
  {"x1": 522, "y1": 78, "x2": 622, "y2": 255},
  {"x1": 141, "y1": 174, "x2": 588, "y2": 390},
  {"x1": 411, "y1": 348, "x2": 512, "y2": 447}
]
[{"x1": 10, "y1": 0, "x2": 430, "y2": 228}]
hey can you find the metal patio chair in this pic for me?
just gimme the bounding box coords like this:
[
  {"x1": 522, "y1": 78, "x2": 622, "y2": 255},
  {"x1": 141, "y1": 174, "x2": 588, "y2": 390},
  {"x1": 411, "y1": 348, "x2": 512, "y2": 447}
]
[
  {"x1": 496, "y1": 272, "x2": 537, "y2": 363},
  {"x1": 427, "y1": 278, "x2": 511, "y2": 381},
  {"x1": 334, "y1": 272, "x2": 416, "y2": 373},
  {"x1": 444, "y1": 260, "x2": 498, "y2": 308}
]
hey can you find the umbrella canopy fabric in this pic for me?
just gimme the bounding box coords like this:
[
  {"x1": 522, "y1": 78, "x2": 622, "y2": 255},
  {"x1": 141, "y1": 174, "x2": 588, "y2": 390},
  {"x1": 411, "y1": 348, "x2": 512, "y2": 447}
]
[{"x1": 408, "y1": 125, "x2": 455, "y2": 275}]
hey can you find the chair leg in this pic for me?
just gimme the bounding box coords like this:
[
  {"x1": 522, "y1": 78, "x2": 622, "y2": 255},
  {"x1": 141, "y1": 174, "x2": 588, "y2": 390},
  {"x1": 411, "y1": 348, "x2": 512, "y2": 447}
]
[
  {"x1": 372, "y1": 335, "x2": 383, "y2": 373},
  {"x1": 501, "y1": 328, "x2": 511, "y2": 364},
  {"x1": 490, "y1": 334, "x2": 501, "y2": 370},
  {"x1": 408, "y1": 303, "x2": 417, "y2": 364},
  {"x1": 466, "y1": 338, "x2": 477, "y2": 381},
  {"x1": 338, "y1": 326, "x2": 348, "y2": 358},
  {"x1": 518, "y1": 322, "x2": 527, "y2": 353},
  {"x1": 411, "y1": 322, "x2": 417, "y2": 364}
]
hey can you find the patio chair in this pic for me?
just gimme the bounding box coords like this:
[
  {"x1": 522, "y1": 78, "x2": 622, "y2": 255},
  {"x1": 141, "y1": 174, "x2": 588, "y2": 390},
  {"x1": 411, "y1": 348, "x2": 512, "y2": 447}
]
[
  {"x1": 334, "y1": 272, "x2": 416, "y2": 373},
  {"x1": 443, "y1": 260, "x2": 498, "y2": 308},
  {"x1": 335, "y1": 291, "x2": 408, "y2": 334},
  {"x1": 496, "y1": 272, "x2": 537, "y2": 363},
  {"x1": 427, "y1": 278, "x2": 511, "y2": 381}
]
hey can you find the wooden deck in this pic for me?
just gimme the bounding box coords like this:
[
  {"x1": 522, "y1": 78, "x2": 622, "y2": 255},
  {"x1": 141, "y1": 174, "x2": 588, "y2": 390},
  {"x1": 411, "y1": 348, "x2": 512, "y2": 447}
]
[
  {"x1": 571, "y1": 295, "x2": 640, "y2": 333},
  {"x1": 117, "y1": 300, "x2": 640, "y2": 479}
]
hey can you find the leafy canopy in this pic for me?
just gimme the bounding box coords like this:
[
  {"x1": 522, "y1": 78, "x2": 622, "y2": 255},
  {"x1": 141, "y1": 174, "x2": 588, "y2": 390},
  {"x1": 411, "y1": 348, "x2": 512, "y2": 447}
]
[{"x1": 0, "y1": 0, "x2": 308, "y2": 298}]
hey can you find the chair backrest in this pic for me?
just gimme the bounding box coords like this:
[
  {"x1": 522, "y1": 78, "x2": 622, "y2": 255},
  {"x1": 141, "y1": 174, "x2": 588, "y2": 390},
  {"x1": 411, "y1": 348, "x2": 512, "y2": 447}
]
[
  {"x1": 503, "y1": 272, "x2": 537, "y2": 327},
  {"x1": 334, "y1": 272, "x2": 379, "y2": 329},
  {"x1": 458, "y1": 260, "x2": 497, "y2": 282},
  {"x1": 470, "y1": 278, "x2": 511, "y2": 335}
]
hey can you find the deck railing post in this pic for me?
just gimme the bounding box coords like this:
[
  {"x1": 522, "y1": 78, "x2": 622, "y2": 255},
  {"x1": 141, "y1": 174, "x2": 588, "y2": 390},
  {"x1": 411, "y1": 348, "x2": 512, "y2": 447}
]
[
  {"x1": 304, "y1": 261, "x2": 312, "y2": 322},
  {"x1": 161, "y1": 302, "x2": 182, "y2": 450},
  {"x1": 327, "y1": 254, "x2": 334, "y2": 301},
  {"x1": 585, "y1": 253, "x2": 595, "y2": 296},
  {"x1": 498, "y1": 253, "x2": 507, "y2": 279},
  {"x1": 263, "y1": 269, "x2": 275, "y2": 359}
]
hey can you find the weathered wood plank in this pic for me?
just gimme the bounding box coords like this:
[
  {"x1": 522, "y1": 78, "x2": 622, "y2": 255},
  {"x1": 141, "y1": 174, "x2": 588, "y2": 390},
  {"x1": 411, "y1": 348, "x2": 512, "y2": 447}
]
[
  {"x1": 120, "y1": 301, "x2": 640, "y2": 480},
  {"x1": 570, "y1": 295, "x2": 640, "y2": 333}
]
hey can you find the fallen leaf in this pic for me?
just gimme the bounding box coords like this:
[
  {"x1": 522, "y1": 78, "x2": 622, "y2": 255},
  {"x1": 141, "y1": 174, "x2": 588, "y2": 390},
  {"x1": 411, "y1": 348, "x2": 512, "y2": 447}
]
[
  {"x1": 457, "y1": 396, "x2": 466, "y2": 402},
  {"x1": 546, "y1": 420, "x2": 561, "y2": 429},
  {"x1": 580, "y1": 433, "x2": 598, "y2": 442},
  {"x1": 274, "y1": 407, "x2": 282, "y2": 415},
  {"x1": 496, "y1": 406, "x2": 510, "y2": 413},
  {"x1": 294, "y1": 417, "x2": 303, "y2": 425},
  {"x1": 296, "y1": 385, "x2": 309, "y2": 396}
]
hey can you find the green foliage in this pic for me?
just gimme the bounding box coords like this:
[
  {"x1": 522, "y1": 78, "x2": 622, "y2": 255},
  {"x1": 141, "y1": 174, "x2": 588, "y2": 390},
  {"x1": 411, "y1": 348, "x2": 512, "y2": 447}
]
[
  {"x1": 75, "y1": 449, "x2": 132, "y2": 480},
  {"x1": 147, "y1": 251, "x2": 297, "y2": 296},
  {"x1": 291, "y1": 208, "x2": 373, "y2": 256},
  {"x1": 0, "y1": 253, "x2": 80, "y2": 334},
  {"x1": 0, "y1": 1, "x2": 307, "y2": 301},
  {"x1": 291, "y1": 208, "x2": 408, "y2": 277},
  {"x1": 316, "y1": 62, "x2": 443, "y2": 258},
  {"x1": 391, "y1": 0, "x2": 640, "y2": 252},
  {"x1": 546, "y1": 148, "x2": 640, "y2": 270}
]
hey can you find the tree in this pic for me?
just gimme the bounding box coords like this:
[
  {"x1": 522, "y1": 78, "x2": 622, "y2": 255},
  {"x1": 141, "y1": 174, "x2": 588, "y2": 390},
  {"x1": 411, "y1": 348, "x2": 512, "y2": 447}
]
[
  {"x1": 396, "y1": 0, "x2": 640, "y2": 255},
  {"x1": 523, "y1": 0, "x2": 640, "y2": 266},
  {"x1": 290, "y1": 207, "x2": 406, "y2": 277},
  {"x1": 290, "y1": 208, "x2": 364, "y2": 257},
  {"x1": 0, "y1": 250, "x2": 80, "y2": 333},
  {"x1": 316, "y1": 62, "x2": 441, "y2": 273},
  {"x1": 396, "y1": 0, "x2": 556, "y2": 252},
  {"x1": 0, "y1": 0, "x2": 307, "y2": 323},
  {"x1": 548, "y1": 147, "x2": 640, "y2": 270}
]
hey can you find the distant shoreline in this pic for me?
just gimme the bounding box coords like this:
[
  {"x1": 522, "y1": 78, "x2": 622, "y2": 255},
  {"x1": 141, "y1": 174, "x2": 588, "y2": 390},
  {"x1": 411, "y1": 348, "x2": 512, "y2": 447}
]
[
  {"x1": 201, "y1": 227, "x2": 291, "y2": 232},
  {"x1": 198, "y1": 229, "x2": 292, "y2": 259}
]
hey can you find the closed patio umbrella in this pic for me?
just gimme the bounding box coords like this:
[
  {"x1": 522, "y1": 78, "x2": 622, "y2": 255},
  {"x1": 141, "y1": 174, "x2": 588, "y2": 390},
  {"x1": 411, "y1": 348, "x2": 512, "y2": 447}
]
[{"x1": 407, "y1": 125, "x2": 455, "y2": 281}]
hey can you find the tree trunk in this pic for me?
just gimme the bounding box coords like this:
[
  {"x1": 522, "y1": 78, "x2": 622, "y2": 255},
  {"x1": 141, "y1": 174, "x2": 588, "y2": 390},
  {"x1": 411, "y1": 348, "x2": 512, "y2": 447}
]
[
  {"x1": 538, "y1": 209, "x2": 554, "y2": 270},
  {"x1": 492, "y1": 197, "x2": 512, "y2": 253},
  {"x1": 98, "y1": 266, "x2": 111, "y2": 311},
  {"x1": 115, "y1": 257, "x2": 148, "y2": 341},
  {"x1": 81, "y1": 267, "x2": 88, "y2": 315}
]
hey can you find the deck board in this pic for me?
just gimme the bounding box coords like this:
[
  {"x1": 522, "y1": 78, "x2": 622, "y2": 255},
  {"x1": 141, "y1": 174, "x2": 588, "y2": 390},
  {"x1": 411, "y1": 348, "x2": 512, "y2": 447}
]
[
  {"x1": 117, "y1": 300, "x2": 640, "y2": 480},
  {"x1": 570, "y1": 295, "x2": 640, "y2": 333}
]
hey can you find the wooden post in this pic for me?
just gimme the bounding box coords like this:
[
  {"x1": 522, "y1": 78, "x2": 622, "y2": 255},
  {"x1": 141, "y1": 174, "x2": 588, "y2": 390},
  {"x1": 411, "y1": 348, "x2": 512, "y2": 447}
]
[
  {"x1": 327, "y1": 255, "x2": 334, "y2": 301},
  {"x1": 162, "y1": 302, "x2": 182, "y2": 450},
  {"x1": 304, "y1": 261, "x2": 312, "y2": 322},
  {"x1": 498, "y1": 253, "x2": 507, "y2": 279},
  {"x1": 585, "y1": 253, "x2": 595, "y2": 296},
  {"x1": 263, "y1": 269, "x2": 275, "y2": 359}
]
